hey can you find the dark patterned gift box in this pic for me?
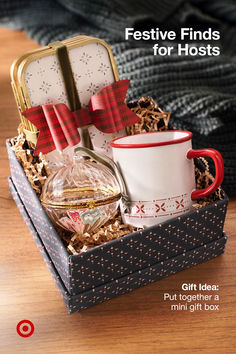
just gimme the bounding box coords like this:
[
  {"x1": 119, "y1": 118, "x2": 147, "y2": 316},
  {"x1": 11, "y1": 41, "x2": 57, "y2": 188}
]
[{"x1": 7, "y1": 140, "x2": 228, "y2": 314}]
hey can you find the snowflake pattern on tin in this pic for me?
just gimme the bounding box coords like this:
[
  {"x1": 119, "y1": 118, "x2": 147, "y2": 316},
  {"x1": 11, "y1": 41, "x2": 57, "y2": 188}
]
[
  {"x1": 50, "y1": 60, "x2": 60, "y2": 74},
  {"x1": 24, "y1": 72, "x2": 33, "y2": 84},
  {"x1": 96, "y1": 43, "x2": 104, "y2": 59},
  {"x1": 98, "y1": 62, "x2": 110, "y2": 75},
  {"x1": 37, "y1": 67, "x2": 46, "y2": 76},
  {"x1": 73, "y1": 72, "x2": 82, "y2": 82},
  {"x1": 85, "y1": 69, "x2": 93, "y2": 78},
  {"x1": 45, "y1": 97, "x2": 55, "y2": 105},
  {"x1": 57, "y1": 91, "x2": 67, "y2": 104},
  {"x1": 101, "y1": 79, "x2": 109, "y2": 89},
  {"x1": 87, "y1": 82, "x2": 100, "y2": 95},
  {"x1": 79, "y1": 52, "x2": 92, "y2": 65},
  {"x1": 55, "y1": 78, "x2": 63, "y2": 88},
  {"x1": 39, "y1": 81, "x2": 52, "y2": 94}
]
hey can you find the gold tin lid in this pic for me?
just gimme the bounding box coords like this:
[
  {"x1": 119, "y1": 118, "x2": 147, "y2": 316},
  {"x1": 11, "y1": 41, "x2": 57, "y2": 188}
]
[{"x1": 10, "y1": 35, "x2": 119, "y2": 143}]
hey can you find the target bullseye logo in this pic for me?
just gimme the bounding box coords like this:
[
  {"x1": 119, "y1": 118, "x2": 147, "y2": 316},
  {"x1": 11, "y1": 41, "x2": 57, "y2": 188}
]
[{"x1": 16, "y1": 320, "x2": 34, "y2": 337}]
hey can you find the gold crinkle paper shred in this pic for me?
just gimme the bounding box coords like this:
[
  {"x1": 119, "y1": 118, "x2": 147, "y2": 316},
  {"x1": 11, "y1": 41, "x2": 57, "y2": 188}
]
[
  {"x1": 11, "y1": 124, "x2": 50, "y2": 196},
  {"x1": 61, "y1": 214, "x2": 140, "y2": 255},
  {"x1": 11, "y1": 99, "x2": 223, "y2": 254},
  {"x1": 128, "y1": 96, "x2": 170, "y2": 134}
]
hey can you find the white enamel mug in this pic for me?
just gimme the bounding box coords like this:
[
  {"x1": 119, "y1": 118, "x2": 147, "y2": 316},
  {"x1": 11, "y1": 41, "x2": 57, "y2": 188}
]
[{"x1": 110, "y1": 131, "x2": 224, "y2": 227}]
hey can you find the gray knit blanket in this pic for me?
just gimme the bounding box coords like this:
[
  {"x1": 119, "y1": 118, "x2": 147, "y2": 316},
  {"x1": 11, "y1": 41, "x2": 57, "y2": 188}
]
[{"x1": 1, "y1": 0, "x2": 236, "y2": 194}]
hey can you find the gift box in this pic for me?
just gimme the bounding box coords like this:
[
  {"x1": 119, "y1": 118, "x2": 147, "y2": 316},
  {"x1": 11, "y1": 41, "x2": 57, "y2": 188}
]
[{"x1": 7, "y1": 139, "x2": 228, "y2": 313}]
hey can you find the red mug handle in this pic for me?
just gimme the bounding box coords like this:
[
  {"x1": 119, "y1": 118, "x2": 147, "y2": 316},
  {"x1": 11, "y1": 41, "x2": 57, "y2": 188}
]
[{"x1": 187, "y1": 148, "x2": 224, "y2": 200}]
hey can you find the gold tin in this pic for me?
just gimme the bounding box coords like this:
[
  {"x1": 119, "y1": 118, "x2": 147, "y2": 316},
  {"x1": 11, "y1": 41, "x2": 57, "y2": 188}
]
[{"x1": 11, "y1": 35, "x2": 120, "y2": 144}]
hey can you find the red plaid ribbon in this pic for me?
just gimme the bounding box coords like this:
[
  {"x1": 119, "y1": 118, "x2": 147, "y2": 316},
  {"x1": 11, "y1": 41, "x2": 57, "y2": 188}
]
[{"x1": 22, "y1": 80, "x2": 139, "y2": 155}]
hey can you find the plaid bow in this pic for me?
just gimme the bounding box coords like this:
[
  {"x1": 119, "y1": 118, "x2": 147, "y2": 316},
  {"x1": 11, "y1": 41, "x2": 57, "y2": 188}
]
[{"x1": 22, "y1": 80, "x2": 139, "y2": 155}]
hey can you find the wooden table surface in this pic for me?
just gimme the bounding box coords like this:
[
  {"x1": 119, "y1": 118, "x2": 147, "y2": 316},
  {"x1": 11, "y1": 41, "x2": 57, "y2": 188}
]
[{"x1": 0, "y1": 28, "x2": 235, "y2": 354}]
